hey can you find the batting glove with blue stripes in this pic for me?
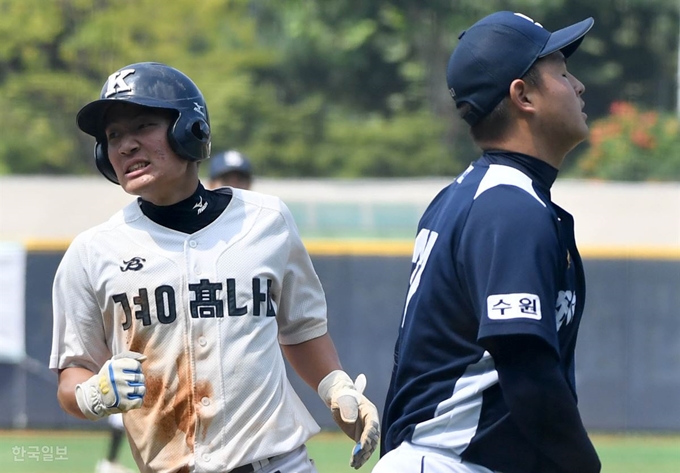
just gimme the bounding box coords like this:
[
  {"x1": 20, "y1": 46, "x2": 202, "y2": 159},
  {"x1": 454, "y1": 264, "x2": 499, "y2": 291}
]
[{"x1": 75, "y1": 351, "x2": 147, "y2": 420}]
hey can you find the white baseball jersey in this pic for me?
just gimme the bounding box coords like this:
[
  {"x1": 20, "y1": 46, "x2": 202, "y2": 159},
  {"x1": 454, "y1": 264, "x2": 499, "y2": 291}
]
[{"x1": 50, "y1": 188, "x2": 326, "y2": 473}]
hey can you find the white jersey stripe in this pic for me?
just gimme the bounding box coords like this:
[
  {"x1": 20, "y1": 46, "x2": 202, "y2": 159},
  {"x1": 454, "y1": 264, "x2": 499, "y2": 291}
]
[
  {"x1": 411, "y1": 352, "x2": 498, "y2": 454},
  {"x1": 474, "y1": 164, "x2": 547, "y2": 207}
]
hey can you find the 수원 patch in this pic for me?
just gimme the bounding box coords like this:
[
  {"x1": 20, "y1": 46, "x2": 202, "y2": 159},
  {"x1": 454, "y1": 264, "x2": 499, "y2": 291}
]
[{"x1": 487, "y1": 293, "x2": 541, "y2": 320}]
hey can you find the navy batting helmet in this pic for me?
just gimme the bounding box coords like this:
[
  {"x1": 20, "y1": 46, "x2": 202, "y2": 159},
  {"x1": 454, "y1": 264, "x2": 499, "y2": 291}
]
[{"x1": 76, "y1": 62, "x2": 211, "y2": 184}]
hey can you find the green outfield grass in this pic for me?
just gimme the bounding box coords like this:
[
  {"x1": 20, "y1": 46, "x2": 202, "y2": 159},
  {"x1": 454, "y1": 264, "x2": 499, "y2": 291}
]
[{"x1": 0, "y1": 430, "x2": 678, "y2": 472}]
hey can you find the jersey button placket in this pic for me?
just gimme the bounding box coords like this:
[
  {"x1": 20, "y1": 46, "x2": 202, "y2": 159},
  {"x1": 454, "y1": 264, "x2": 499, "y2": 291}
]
[
  {"x1": 187, "y1": 235, "x2": 207, "y2": 465},
  {"x1": 188, "y1": 239, "x2": 201, "y2": 277}
]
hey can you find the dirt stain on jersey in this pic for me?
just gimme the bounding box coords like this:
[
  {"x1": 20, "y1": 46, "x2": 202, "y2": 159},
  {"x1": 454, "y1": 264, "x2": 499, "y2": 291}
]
[
  {"x1": 174, "y1": 352, "x2": 196, "y2": 451},
  {"x1": 127, "y1": 321, "x2": 150, "y2": 355},
  {"x1": 124, "y1": 334, "x2": 214, "y2": 471},
  {"x1": 142, "y1": 350, "x2": 196, "y2": 449},
  {"x1": 195, "y1": 379, "x2": 214, "y2": 441},
  {"x1": 126, "y1": 348, "x2": 196, "y2": 471}
]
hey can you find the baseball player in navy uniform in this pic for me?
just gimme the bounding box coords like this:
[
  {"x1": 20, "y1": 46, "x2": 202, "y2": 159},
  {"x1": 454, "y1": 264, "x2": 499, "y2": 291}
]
[
  {"x1": 208, "y1": 150, "x2": 254, "y2": 190},
  {"x1": 374, "y1": 12, "x2": 600, "y2": 473},
  {"x1": 50, "y1": 62, "x2": 379, "y2": 473}
]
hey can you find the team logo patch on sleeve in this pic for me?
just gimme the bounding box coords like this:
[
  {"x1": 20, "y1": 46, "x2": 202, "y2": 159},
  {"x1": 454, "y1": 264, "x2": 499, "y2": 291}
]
[{"x1": 487, "y1": 293, "x2": 541, "y2": 320}]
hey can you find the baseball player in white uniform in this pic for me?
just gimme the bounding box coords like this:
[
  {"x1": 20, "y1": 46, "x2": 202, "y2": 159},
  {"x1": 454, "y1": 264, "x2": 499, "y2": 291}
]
[{"x1": 49, "y1": 62, "x2": 380, "y2": 473}]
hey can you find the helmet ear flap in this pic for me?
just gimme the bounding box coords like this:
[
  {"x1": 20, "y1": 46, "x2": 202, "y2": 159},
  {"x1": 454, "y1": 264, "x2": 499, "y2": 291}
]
[
  {"x1": 167, "y1": 114, "x2": 211, "y2": 162},
  {"x1": 94, "y1": 141, "x2": 120, "y2": 184}
]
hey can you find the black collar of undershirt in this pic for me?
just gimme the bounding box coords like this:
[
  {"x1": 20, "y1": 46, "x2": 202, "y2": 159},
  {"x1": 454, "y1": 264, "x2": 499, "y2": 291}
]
[
  {"x1": 138, "y1": 182, "x2": 232, "y2": 234},
  {"x1": 481, "y1": 150, "x2": 559, "y2": 193}
]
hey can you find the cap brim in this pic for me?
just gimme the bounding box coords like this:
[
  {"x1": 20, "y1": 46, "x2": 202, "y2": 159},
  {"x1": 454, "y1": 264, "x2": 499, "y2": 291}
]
[
  {"x1": 76, "y1": 97, "x2": 177, "y2": 138},
  {"x1": 540, "y1": 17, "x2": 594, "y2": 59},
  {"x1": 76, "y1": 100, "x2": 114, "y2": 137}
]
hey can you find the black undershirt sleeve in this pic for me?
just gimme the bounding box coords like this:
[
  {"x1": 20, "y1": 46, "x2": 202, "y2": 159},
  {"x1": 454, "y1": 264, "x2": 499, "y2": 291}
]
[{"x1": 484, "y1": 335, "x2": 601, "y2": 473}]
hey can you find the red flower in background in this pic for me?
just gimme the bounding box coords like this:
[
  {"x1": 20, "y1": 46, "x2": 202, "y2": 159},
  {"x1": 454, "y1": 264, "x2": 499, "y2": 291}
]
[
  {"x1": 631, "y1": 129, "x2": 655, "y2": 149},
  {"x1": 609, "y1": 101, "x2": 636, "y2": 117},
  {"x1": 578, "y1": 100, "x2": 680, "y2": 180}
]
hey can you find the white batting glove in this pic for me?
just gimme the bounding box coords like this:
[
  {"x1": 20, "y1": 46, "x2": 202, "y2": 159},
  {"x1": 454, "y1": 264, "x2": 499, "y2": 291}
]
[
  {"x1": 75, "y1": 351, "x2": 147, "y2": 420},
  {"x1": 318, "y1": 370, "x2": 380, "y2": 469}
]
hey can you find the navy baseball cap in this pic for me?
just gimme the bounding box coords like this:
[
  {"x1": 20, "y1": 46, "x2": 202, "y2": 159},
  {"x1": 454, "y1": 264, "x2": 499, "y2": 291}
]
[
  {"x1": 209, "y1": 150, "x2": 252, "y2": 179},
  {"x1": 447, "y1": 11, "x2": 594, "y2": 126}
]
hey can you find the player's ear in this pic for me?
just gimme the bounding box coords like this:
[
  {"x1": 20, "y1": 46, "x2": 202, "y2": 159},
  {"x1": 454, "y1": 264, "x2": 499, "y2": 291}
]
[{"x1": 508, "y1": 78, "x2": 537, "y2": 116}]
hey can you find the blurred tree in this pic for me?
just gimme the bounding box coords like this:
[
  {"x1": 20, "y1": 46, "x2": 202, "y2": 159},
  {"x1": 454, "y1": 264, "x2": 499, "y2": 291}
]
[
  {"x1": 317, "y1": 111, "x2": 451, "y2": 177},
  {"x1": 251, "y1": 0, "x2": 679, "y2": 178},
  {"x1": 541, "y1": 0, "x2": 679, "y2": 119},
  {"x1": 0, "y1": 0, "x2": 275, "y2": 175},
  {"x1": 0, "y1": 0, "x2": 678, "y2": 179},
  {"x1": 249, "y1": 0, "x2": 456, "y2": 176},
  {"x1": 0, "y1": 0, "x2": 87, "y2": 173}
]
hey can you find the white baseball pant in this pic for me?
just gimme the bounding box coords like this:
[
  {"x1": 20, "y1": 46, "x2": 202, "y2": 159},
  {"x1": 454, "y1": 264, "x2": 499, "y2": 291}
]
[
  {"x1": 372, "y1": 442, "x2": 498, "y2": 473},
  {"x1": 248, "y1": 445, "x2": 318, "y2": 473},
  {"x1": 107, "y1": 413, "x2": 125, "y2": 430}
]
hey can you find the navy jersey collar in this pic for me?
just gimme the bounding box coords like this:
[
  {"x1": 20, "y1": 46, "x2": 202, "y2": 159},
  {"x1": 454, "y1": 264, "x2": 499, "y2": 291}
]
[{"x1": 480, "y1": 150, "x2": 559, "y2": 192}]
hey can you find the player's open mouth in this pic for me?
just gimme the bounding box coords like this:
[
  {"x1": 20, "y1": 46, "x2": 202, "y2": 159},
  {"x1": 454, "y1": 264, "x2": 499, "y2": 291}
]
[{"x1": 126, "y1": 162, "x2": 150, "y2": 174}]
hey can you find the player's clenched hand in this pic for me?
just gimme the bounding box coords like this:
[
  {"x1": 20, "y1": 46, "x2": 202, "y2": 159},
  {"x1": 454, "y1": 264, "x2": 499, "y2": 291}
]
[
  {"x1": 318, "y1": 370, "x2": 380, "y2": 469},
  {"x1": 75, "y1": 351, "x2": 147, "y2": 420}
]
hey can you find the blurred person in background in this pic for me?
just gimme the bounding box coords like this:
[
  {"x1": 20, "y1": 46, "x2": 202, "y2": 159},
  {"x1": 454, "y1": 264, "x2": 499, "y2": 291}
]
[{"x1": 207, "y1": 149, "x2": 253, "y2": 190}]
